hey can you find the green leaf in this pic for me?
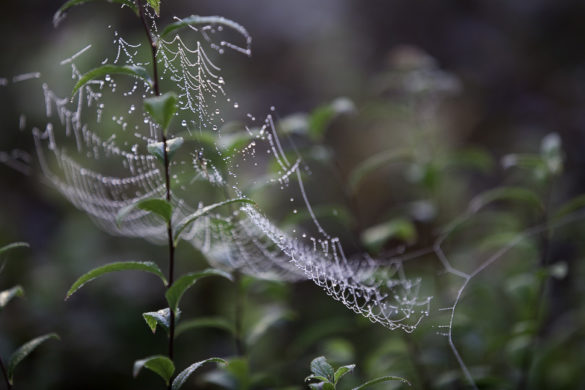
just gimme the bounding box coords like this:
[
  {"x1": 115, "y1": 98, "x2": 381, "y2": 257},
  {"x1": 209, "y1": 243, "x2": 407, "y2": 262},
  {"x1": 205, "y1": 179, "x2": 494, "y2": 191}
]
[
  {"x1": 143, "y1": 308, "x2": 181, "y2": 334},
  {"x1": 146, "y1": 0, "x2": 160, "y2": 15},
  {"x1": 73, "y1": 65, "x2": 152, "y2": 95},
  {"x1": 334, "y1": 364, "x2": 355, "y2": 384},
  {"x1": 352, "y1": 375, "x2": 411, "y2": 389},
  {"x1": 361, "y1": 218, "x2": 417, "y2": 253},
  {"x1": 246, "y1": 307, "x2": 294, "y2": 346},
  {"x1": 144, "y1": 92, "x2": 178, "y2": 132},
  {"x1": 117, "y1": 198, "x2": 172, "y2": 226},
  {"x1": 165, "y1": 269, "x2": 232, "y2": 314},
  {"x1": 310, "y1": 356, "x2": 334, "y2": 383},
  {"x1": 173, "y1": 198, "x2": 255, "y2": 246},
  {"x1": 0, "y1": 242, "x2": 29, "y2": 256},
  {"x1": 175, "y1": 317, "x2": 235, "y2": 337},
  {"x1": 66, "y1": 261, "x2": 167, "y2": 300},
  {"x1": 308, "y1": 97, "x2": 355, "y2": 141},
  {"x1": 147, "y1": 137, "x2": 184, "y2": 163},
  {"x1": 348, "y1": 149, "x2": 411, "y2": 193},
  {"x1": 161, "y1": 15, "x2": 250, "y2": 40},
  {"x1": 468, "y1": 187, "x2": 543, "y2": 214},
  {"x1": 7, "y1": 333, "x2": 59, "y2": 385},
  {"x1": 133, "y1": 355, "x2": 175, "y2": 385},
  {"x1": 553, "y1": 194, "x2": 585, "y2": 221},
  {"x1": 0, "y1": 286, "x2": 24, "y2": 309},
  {"x1": 172, "y1": 358, "x2": 226, "y2": 390},
  {"x1": 54, "y1": 0, "x2": 138, "y2": 26}
]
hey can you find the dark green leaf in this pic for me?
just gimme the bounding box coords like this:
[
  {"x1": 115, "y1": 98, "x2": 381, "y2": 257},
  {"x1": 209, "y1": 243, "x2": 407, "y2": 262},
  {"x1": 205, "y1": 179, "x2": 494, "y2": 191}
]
[
  {"x1": 0, "y1": 242, "x2": 29, "y2": 256},
  {"x1": 310, "y1": 356, "x2": 334, "y2": 383},
  {"x1": 143, "y1": 308, "x2": 181, "y2": 334},
  {"x1": 7, "y1": 333, "x2": 59, "y2": 385},
  {"x1": 73, "y1": 65, "x2": 152, "y2": 95},
  {"x1": 165, "y1": 269, "x2": 232, "y2": 314},
  {"x1": 116, "y1": 198, "x2": 172, "y2": 226},
  {"x1": 334, "y1": 364, "x2": 355, "y2": 384},
  {"x1": 144, "y1": 92, "x2": 178, "y2": 132},
  {"x1": 147, "y1": 137, "x2": 184, "y2": 163},
  {"x1": 173, "y1": 198, "x2": 255, "y2": 246},
  {"x1": 66, "y1": 261, "x2": 167, "y2": 300},
  {"x1": 146, "y1": 0, "x2": 160, "y2": 15},
  {"x1": 175, "y1": 317, "x2": 235, "y2": 337},
  {"x1": 54, "y1": 0, "x2": 138, "y2": 27},
  {"x1": 348, "y1": 149, "x2": 411, "y2": 193},
  {"x1": 352, "y1": 375, "x2": 411, "y2": 389},
  {"x1": 0, "y1": 286, "x2": 24, "y2": 309},
  {"x1": 133, "y1": 355, "x2": 175, "y2": 385},
  {"x1": 468, "y1": 187, "x2": 543, "y2": 214},
  {"x1": 172, "y1": 358, "x2": 226, "y2": 390}
]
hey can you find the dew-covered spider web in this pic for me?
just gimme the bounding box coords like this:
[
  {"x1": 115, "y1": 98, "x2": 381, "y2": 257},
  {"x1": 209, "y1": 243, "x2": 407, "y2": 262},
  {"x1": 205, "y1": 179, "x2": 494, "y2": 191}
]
[{"x1": 3, "y1": 5, "x2": 583, "y2": 388}]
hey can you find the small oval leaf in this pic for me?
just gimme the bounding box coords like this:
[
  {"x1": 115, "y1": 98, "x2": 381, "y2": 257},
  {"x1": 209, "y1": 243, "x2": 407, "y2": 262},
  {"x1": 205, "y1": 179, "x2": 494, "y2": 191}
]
[
  {"x1": 143, "y1": 308, "x2": 181, "y2": 334},
  {"x1": 147, "y1": 137, "x2": 184, "y2": 163},
  {"x1": 165, "y1": 269, "x2": 232, "y2": 314},
  {"x1": 133, "y1": 355, "x2": 175, "y2": 385},
  {"x1": 172, "y1": 357, "x2": 226, "y2": 390},
  {"x1": 334, "y1": 364, "x2": 355, "y2": 384},
  {"x1": 73, "y1": 65, "x2": 152, "y2": 95},
  {"x1": 7, "y1": 333, "x2": 59, "y2": 385},
  {"x1": 310, "y1": 356, "x2": 334, "y2": 383},
  {"x1": 117, "y1": 198, "x2": 172, "y2": 226},
  {"x1": 144, "y1": 92, "x2": 178, "y2": 132},
  {"x1": 66, "y1": 261, "x2": 167, "y2": 300}
]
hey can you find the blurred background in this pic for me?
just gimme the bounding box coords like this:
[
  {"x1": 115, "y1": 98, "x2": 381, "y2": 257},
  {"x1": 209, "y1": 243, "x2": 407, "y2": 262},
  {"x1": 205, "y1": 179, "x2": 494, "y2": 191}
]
[{"x1": 1, "y1": 0, "x2": 585, "y2": 389}]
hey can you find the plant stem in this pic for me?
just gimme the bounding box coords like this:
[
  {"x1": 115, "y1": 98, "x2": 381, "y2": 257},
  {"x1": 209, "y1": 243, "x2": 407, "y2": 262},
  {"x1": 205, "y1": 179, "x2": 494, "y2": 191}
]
[
  {"x1": 137, "y1": 0, "x2": 176, "y2": 386},
  {"x1": 0, "y1": 356, "x2": 12, "y2": 390}
]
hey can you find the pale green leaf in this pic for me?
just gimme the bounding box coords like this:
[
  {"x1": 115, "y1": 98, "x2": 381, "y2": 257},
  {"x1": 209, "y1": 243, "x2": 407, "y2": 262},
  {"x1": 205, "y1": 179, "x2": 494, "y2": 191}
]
[
  {"x1": 175, "y1": 317, "x2": 235, "y2": 337},
  {"x1": 173, "y1": 198, "x2": 255, "y2": 246},
  {"x1": 133, "y1": 355, "x2": 175, "y2": 385},
  {"x1": 144, "y1": 92, "x2": 178, "y2": 132},
  {"x1": 73, "y1": 65, "x2": 152, "y2": 95},
  {"x1": 468, "y1": 187, "x2": 543, "y2": 214},
  {"x1": 7, "y1": 333, "x2": 59, "y2": 385},
  {"x1": 361, "y1": 218, "x2": 416, "y2": 253},
  {"x1": 66, "y1": 261, "x2": 167, "y2": 300},
  {"x1": 116, "y1": 198, "x2": 172, "y2": 226},
  {"x1": 310, "y1": 356, "x2": 334, "y2": 383},
  {"x1": 352, "y1": 375, "x2": 411, "y2": 389},
  {"x1": 165, "y1": 269, "x2": 232, "y2": 314},
  {"x1": 0, "y1": 286, "x2": 24, "y2": 309},
  {"x1": 146, "y1": 0, "x2": 160, "y2": 15},
  {"x1": 348, "y1": 149, "x2": 411, "y2": 193},
  {"x1": 334, "y1": 364, "x2": 355, "y2": 384},
  {"x1": 143, "y1": 308, "x2": 181, "y2": 334},
  {"x1": 0, "y1": 242, "x2": 29, "y2": 256},
  {"x1": 308, "y1": 97, "x2": 355, "y2": 141},
  {"x1": 246, "y1": 307, "x2": 294, "y2": 346},
  {"x1": 553, "y1": 194, "x2": 585, "y2": 221},
  {"x1": 172, "y1": 358, "x2": 226, "y2": 390},
  {"x1": 147, "y1": 137, "x2": 184, "y2": 163},
  {"x1": 54, "y1": 0, "x2": 138, "y2": 27}
]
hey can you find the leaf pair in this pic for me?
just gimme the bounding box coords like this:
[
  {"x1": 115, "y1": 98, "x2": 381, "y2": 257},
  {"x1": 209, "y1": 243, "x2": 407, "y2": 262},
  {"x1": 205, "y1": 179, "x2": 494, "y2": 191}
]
[{"x1": 134, "y1": 355, "x2": 225, "y2": 389}]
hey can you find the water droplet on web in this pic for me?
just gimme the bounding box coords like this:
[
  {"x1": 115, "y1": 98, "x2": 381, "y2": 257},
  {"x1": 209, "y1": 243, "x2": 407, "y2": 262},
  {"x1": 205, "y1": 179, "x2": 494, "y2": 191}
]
[
  {"x1": 233, "y1": 102, "x2": 239, "y2": 109},
  {"x1": 293, "y1": 209, "x2": 298, "y2": 214},
  {"x1": 105, "y1": 75, "x2": 111, "y2": 81},
  {"x1": 270, "y1": 106, "x2": 275, "y2": 111},
  {"x1": 212, "y1": 125, "x2": 218, "y2": 131},
  {"x1": 181, "y1": 120, "x2": 187, "y2": 127}
]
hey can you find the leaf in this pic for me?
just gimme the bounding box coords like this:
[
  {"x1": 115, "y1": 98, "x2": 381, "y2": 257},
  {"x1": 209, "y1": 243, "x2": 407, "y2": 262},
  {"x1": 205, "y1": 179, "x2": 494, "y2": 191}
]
[
  {"x1": 7, "y1": 333, "x2": 59, "y2": 384},
  {"x1": 73, "y1": 65, "x2": 152, "y2": 96},
  {"x1": 133, "y1": 355, "x2": 175, "y2": 385},
  {"x1": 0, "y1": 242, "x2": 29, "y2": 256},
  {"x1": 553, "y1": 194, "x2": 585, "y2": 221},
  {"x1": 0, "y1": 286, "x2": 24, "y2": 309},
  {"x1": 334, "y1": 364, "x2": 355, "y2": 384},
  {"x1": 173, "y1": 198, "x2": 255, "y2": 246},
  {"x1": 175, "y1": 317, "x2": 235, "y2": 337},
  {"x1": 66, "y1": 261, "x2": 167, "y2": 300},
  {"x1": 361, "y1": 218, "x2": 417, "y2": 253},
  {"x1": 143, "y1": 308, "x2": 181, "y2": 334},
  {"x1": 147, "y1": 137, "x2": 184, "y2": 163},
  {"x1": 165, "y1": 269, "x2": 232, "y2": 314},
  {"x1": 144, "y1": 92, "x2": 178, "y2": 132},
  {"x1": 172, "y1": 358, "x2": 226, "y2": 390},
  {"x1": 308, "y1": 97, "x2": 355, "y2": 141},
  {"x1": 468, "y1": 187, "x2": 543, "y2": 214},
  {"x1": 310, "y1": 356, "x2": 334, "y2": 383},
  {"x1": 54, "y1": 0, "x2": 138, "y2": 27},
  {"x1": 348, "y1": 149, "x2": 411, "y2": 193},
  {"x1": 246, "y1": 307, "x2": 294, "y2": 346},
  {"x1": 146, "y1": 0, "x2": 160, "y2": 15},
  {"x1": 352, "y1": 375, "x2": 411, "y2": 389},
  {"x1": 117, "y1": 198, "x2": 172, "y2": 226}
]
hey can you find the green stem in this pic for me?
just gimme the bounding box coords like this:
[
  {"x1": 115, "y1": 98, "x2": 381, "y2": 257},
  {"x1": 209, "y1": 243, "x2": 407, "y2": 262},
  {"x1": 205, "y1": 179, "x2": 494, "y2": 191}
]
[
  {"x1": 137, "y1": 1, "x2": 175, "y2": 387},
  {"x1": 0, "y1": 356, "x2": 12, "y2": 390}
]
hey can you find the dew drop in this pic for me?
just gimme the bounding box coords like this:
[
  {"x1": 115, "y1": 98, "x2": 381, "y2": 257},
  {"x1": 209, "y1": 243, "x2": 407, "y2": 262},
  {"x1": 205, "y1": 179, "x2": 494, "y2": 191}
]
[{"x1": 233, "y1": 102, "x2": 239, "y2": 109}]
